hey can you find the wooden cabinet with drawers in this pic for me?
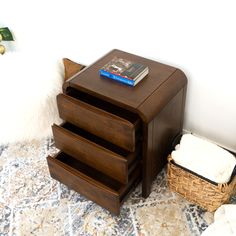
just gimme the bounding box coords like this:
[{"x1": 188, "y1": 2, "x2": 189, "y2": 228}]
[{"x1": 47, "y1": 49, "x2": 187, "y2": 215}]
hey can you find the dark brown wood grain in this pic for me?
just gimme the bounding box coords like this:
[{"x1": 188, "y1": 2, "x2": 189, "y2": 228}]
[
  {"x1": 63, "y1": 49, "x2": 177, "y2": 111},
  {"x1": 137, "y1": 69, "x2": 187, "y2": 123},
  {"x1": 52, "y1": 122, "x2": 140, "y2": 184},
  {"x1": 47, "y1": 152, "x2": 141, "y2": 215},
  {"x1": 142, "y1": 87, "x2": 186, "y2": 197},
  {"x1": 50, "y1": 49, "x2": 187, "y2": 212},
  {"x1": 57, "y1": 93, "x2": 140, "y2": 152}
]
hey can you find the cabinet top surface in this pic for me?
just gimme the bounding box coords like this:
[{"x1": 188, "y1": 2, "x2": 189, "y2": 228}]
[{"x1": 67, "y1": 49, "x2": 177, "y2": 109}]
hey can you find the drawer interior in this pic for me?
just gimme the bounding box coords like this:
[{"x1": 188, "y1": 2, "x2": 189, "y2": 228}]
[
  {"x1": 62, "y1": 122, "x2": 131, "y2": 158},
  {"x1": 48, "y1": 151, "x2": 141, "y2": 214},
  {"x1": 66, "y1": 87, "x2": 140, "y2": 125},
  {"x1": 57, "y1": 152, "x2": 122, "y2": 191},
  {"x1": 54, "y1": 151, "x2": 141, "y2": 194}
]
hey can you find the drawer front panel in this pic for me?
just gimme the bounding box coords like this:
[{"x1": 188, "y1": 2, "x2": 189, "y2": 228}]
[
  {"x1": 47, "y1": 152, "x2": 141, "y2": 215},
  {"x1": 52, "y1": 123, "x2": 129, "y2": 184},
  {"x1": 57, "y1": 93, "x2": 139, "y2": 152}
]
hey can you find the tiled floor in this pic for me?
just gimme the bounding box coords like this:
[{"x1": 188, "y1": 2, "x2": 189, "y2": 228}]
[{"x1": 0, "y1": 138, "x2": 235, "y2": 236}]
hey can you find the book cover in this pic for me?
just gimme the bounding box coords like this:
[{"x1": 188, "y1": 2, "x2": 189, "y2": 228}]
[{"x1": 99, "y1": 57, "x2": 149, "y2": 86}]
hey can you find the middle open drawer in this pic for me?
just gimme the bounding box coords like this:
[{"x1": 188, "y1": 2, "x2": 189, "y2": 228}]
[{"x1": 52, "y1": 122, "x2": 140, "y2": 184}]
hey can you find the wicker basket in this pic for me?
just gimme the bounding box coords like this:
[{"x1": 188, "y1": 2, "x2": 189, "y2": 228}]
[{"x1": 167, "y1": 155, "x2": 236, "y2": 212}]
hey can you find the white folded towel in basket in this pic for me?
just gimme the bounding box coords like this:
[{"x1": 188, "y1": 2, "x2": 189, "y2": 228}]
[{"x1": 171, "y1": 134, "x2": 236, "y2": 184}]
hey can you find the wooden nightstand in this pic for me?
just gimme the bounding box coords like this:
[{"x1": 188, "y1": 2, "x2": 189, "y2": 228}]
[{"x1": 47, "y1": 49, "x2": 187, "y2": 215}]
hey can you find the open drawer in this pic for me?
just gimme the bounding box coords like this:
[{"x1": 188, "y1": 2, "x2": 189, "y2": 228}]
[
  {"x1": 57, "y1": 88, "x2": 141, "y2": 152},
  {"x1": 47, "y1": 152, "x2": 141, "y2": 215},
  {"x1": 52, "y1": 122, "x2": 140, "y2": 184}
]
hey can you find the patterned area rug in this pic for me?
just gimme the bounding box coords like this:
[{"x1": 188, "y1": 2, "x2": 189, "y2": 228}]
[{"x1": 0, "y1": 139, "x2": 235, "y2": 236}]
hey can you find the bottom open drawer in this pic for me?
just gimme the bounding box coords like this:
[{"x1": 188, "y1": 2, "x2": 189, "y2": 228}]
[{"x1": 47, "y1": 151, "x2": 141, "y2": 215}]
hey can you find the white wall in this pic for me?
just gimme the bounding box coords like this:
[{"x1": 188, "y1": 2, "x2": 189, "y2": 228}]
[{"x1": 1, "y1": 0, "x2": 236, "y2": 151}]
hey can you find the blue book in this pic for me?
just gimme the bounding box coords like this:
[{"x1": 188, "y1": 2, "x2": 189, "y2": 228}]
[
  {"x1": 99, "y1": 57, "x2": 149, "y2": 86},
  {"x1": 99, "y1": 69, "x2": 134, "y2": 86}
]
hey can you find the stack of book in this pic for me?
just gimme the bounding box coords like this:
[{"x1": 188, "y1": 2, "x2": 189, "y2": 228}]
[{"x1": 99, "y1": 57, "x2": 149, "y2": 86}]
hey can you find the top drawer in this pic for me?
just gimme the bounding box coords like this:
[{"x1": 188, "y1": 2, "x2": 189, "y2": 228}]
[{"x1": 57, "y1": 88, "x2": 141, "y2": 152}]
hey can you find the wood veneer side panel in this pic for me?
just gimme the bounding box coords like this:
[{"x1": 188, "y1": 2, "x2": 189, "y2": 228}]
[
  {"x1": 141, "y1": 87, "x2": 186, "y2": 197},
  {"x1": 151, "y1": 88, "x2": 186, "y2": 181}
]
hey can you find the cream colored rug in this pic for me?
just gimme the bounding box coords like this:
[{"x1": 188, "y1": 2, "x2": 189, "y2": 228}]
[{"x1": 1, "y1": 139, "x2": 235, "y2": 235}]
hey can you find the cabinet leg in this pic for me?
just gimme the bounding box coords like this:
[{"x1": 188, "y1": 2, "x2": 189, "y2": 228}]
[{"x1": 141, "y1": 122, "x2": 153, "y2": 198}]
